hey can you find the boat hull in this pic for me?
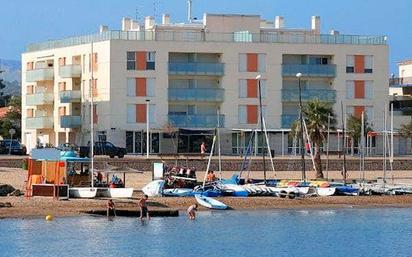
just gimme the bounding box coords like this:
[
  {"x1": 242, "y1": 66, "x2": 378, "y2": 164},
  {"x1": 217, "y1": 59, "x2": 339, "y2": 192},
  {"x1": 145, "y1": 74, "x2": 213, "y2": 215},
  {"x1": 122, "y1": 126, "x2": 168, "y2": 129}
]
[
  {"x1": 142, "y1": 180, "x2": 165, "y2": 197},
  {"x1": 69, "y1": 187, "x2": 97, "y2": 198},
  {"x1": 316, "y1": 187, "x2": 336, "y2": 196},
  {"x1": 97, "y1": 188, "x2": 134, "y2": 198},
  {"x1": 195, "y1": 195, "x2": 227, "y2": 210},
  {"x1": 163, "y1": 188, "x2": 194, "y2": 197}
]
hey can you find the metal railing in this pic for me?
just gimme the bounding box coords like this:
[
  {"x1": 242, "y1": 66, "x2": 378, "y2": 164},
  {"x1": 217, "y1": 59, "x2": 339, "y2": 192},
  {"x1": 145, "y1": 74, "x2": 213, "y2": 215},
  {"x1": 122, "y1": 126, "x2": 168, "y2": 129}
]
[
  {"x1": 59, "y1": 90, "x2": 81, "y2": 103},
  {"x1": 60, "y1": 115, "x2": 81, "y2": 128},
  {"x1": 59, "y1": 64, "x2": 81, "y2": 78},
  {"x1": 168, "y1": 62, "x2": 224, "y2": 76},
  {"x1": 389, "y1": 77, "x2": 412, "y2": 86},
  {"x1": 26, "y1": 30, "x2": 387, "y2": 52},
  {"x1": 26, "y1": 92, "x2": 54, "y2": 106},
  {"x1": 282, "y1": 64, "x2": 336, "y2": 77},
  {"x1": 168, "y1": 88, "x2": 224, "y2": 102},
  {"x1": 281, "y1": 88, "x2": 336, "y2": 102},
  {"x1": 26, "y1": 68, "x2": 54, "y2": 82},
  {"x1": 168, "y1": 114, "x2": 225, "y2": 128},
  {"x1": 26, "y1": 117, "x2": 54, "y2": 129}
]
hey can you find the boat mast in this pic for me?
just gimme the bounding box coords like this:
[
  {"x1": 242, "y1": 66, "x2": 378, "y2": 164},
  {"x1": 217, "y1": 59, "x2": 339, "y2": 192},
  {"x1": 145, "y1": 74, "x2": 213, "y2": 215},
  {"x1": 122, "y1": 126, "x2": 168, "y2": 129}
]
[
  {"x1": 90, "y1": 40, "x2": 94, "y2": 188},
  {"x1": 390, "y1": 102, "x2": 394, "y2": 180},
  {"x1": 202, "y1": 135, "x2": 216, "y2": 188},
  {"x1": 297, "y1": 73, "x2": 306, "y2": 182},
  {"x1": 326, "y1": 114, "x2": 330, "y2": 180},
  {"x1": 361, "y1": 111, "x2": 365, "y2": 184},
  {"x1": 256, "y1": 75, "x2": 266, "y2": 184},
  {"x1": 217, "y1": 107, "x2": 222, "y2": 180},
  {"x1": 341, "y1": 102, "x2": 347, "y2": 185},
  {"x1": 383, "y1": 105, "x2": 387, "y2": 185}
]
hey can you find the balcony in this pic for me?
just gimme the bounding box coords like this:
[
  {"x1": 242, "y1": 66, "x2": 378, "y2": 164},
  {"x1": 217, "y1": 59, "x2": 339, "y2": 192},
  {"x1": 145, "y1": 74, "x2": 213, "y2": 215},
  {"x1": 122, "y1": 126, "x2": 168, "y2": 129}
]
[
  {"x1": 282, "y1": 64, "x2": 336, "y2": 77},
  {"x1": 26, "y1": 117, "x2": 54, "y2": 129},
  {"x1": 60, "y1": 115, "x2": 81, "y2": 128},
  {"x1": 168, "y1": 88, "x2": 224, "y2": 102},
  {"x1": 60, "y1": 90, "x2": 81, "y2": 103},
  {"x1": 26, "y1": 68, "x2": 54, "y2": 82},
  {"x1": 168, "y1": 62, "x2": 224, "y2": 76},
  {"x1": 26, "y1": 92, "x2": 54, "y2": 106},
  {"x1": 168, "y1": 114, "x2": 225, "y2": 128},
  {"x1": 389, "y1": 77, "x2": 412, "y2": 87},
  {"x1": 281, "y1": 115, "x2": 298, "y2": 128},
  {"x1": 281, "y1": 89, "x2": 336, "y2": 102},
  {"x1": 59, "y1": 64, "x2": 81, "y2": 78}
]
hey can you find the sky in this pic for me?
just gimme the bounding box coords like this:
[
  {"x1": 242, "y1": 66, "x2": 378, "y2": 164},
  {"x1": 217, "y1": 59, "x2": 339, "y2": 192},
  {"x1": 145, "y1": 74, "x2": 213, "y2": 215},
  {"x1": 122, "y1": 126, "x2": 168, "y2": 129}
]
[{"x1": 0, "y1": 0, "x2": 411, "y2": 73}]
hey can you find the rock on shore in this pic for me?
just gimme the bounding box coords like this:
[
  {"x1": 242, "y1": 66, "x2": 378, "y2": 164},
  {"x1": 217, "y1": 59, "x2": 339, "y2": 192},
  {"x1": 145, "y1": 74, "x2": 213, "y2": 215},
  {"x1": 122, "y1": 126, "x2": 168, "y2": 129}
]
[{"x1": 0, "y1": 184, "x2": 16, "y2": 196}]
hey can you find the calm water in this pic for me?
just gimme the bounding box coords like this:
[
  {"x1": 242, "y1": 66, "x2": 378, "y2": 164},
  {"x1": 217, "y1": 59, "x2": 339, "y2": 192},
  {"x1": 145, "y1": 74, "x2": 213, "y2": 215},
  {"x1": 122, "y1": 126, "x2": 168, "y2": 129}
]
[{"x1": 1, "y1": 208, "x2": 412, "y2": 257}]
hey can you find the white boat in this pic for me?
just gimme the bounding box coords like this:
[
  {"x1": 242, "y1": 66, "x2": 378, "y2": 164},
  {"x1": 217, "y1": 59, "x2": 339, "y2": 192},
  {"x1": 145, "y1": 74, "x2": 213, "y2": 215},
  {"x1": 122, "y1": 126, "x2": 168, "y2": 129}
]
[
  {"x1": 97, "y1": 187, "x2": 134, "y2": 198},
  {"x1": 142, "y1": 180, "x2": 165, "y2": 197},
  {"x1": 222, "y1": 184, "x2": 248, "y2": 197},
  {"x1": 195, "y1": 194, "x2": 227, "y2": 210},
  {"x1": 69, "y1": 187, "x2": 98, "y2": 198},
  {"x1": 163, "y1": 188, "x2": 194, "y2": 197},
  {"x1": 316, "y1": 187, "x2": 336, "y2": 196}
]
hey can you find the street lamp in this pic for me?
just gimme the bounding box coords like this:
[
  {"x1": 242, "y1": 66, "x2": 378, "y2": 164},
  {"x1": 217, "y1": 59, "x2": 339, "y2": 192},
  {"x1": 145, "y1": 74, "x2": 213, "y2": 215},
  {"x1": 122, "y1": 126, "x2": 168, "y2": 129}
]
[
  {"x1": 296, "y1": 72, "x2": 306, "y2": 181},
  {"x1": 256, "y1": 74, "x2": 266, "y2": 184},
  {"x1": 146, "y1": 99, "x2": 150, "y2": 159}
]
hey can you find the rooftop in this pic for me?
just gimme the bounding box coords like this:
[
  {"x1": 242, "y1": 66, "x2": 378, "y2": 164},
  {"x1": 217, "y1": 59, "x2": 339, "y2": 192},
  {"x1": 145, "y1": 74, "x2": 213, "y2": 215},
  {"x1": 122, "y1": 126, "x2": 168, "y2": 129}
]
[{"x1": 26, "y1": 13, "x2": 387, "y2": 52}]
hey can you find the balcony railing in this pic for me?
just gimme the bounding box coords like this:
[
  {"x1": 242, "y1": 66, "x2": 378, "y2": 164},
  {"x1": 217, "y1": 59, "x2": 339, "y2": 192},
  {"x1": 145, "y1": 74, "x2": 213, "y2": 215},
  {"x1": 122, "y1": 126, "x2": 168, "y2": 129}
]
[
  {"x1": 26, "y1": 68, "x2": 54, "y2": 82},
  {"x1": 168, "y1": 62, "x2": 224, "y2": 76},
  {"x1": 389, "y1": 77, "x2": 412, "y2": 87},
  {"x1": 282, "y1": 89, "x2": 336, "y2": 102},
  {"x1": 60, "y1": 115, "x2": 81, "y2": 128},
  {"x1": 26, "y1": 31, "x2": 387, "y2": 52},
  {"x1": 168, "y1": 88, "x2": 224, "y2": 102},
  {"x1": 59, "y1": 64, "x2": 81, "y2": 78},
  {"x1": 26, "y1": 117, "x2": 54, "y2": 129},
  {"x1": 281, "y1": 114, "x2": 298, "y2": 129},
  {"x1": 59, "y1": 90, "x2": 81, "y2": 103},
  {"x1": 26, "y1": 92, "x2": 54, "y2": 106},
  {"x1": 168, "y1": 114, "x2": 225, "y2": 128},
  {"x1": 282, "y1": 64, "x2": 336, "y2": 77}
]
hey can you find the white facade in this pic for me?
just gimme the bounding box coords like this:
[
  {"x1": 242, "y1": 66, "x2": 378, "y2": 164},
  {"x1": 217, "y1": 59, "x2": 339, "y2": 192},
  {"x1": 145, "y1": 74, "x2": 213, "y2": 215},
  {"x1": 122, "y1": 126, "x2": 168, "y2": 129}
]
[{"x1": 22, "y1": 13, "x2": 389, "y2": 155}]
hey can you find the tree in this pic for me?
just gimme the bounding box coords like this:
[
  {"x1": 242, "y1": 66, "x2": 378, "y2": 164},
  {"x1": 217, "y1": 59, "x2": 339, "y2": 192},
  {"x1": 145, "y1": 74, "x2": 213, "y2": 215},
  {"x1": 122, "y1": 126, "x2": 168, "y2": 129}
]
[
  {"x1": 346, "y1": 114, "x2": 372, "y2": 154},
  {"x1": 0, "y1": 96, "x2": 21, "y2": 139},
  {"x1": 291, "y1": 99, "x2": 336, "y2": 178},
  {"x1": 399, "y1": 120, "x2": 412, "y2": 154}
]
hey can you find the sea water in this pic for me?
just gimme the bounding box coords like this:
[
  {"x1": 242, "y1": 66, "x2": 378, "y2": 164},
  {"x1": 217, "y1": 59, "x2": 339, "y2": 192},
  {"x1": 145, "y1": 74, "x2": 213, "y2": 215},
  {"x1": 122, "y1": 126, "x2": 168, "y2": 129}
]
[{"x1": 1, "y1": 208, "x2": 412, "y2": 257}]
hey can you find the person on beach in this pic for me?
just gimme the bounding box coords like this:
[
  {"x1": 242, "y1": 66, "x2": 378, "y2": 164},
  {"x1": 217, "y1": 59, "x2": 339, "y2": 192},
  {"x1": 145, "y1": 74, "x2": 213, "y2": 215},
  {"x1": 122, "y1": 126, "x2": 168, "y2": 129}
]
[
  {"x1": 207, "y1": 170, "x2": 216, "y2": 182},
  {"x1": 187, "y1": 203, "x2": 198, "y2": 220},
  {"x1": 200, "y1": 142, "x2": 206, "y2": 158},
  {"x1": 106, "y1": 199, "x2": 116, "y2": 217},
  {"x1": 139, "y1": 195, "x2": 150, "y2": 221}
]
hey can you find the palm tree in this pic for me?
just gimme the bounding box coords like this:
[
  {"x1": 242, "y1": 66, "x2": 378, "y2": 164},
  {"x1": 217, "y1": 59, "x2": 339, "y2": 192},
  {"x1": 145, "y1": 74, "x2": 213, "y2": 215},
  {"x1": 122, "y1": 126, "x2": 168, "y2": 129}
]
[
  {"x1": 399, "y1": 120, "x2": 412, "y2": 154},
  {"x1": 291, "y1": 99, "x2": 335, "y2": 178}
]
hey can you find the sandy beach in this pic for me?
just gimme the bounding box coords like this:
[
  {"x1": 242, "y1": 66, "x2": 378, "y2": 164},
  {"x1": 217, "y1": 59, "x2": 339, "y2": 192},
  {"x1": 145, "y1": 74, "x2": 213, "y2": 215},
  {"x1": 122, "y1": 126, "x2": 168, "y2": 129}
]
[{"x1": 2, "y1": 167, "x2": 412, "y2": 219}]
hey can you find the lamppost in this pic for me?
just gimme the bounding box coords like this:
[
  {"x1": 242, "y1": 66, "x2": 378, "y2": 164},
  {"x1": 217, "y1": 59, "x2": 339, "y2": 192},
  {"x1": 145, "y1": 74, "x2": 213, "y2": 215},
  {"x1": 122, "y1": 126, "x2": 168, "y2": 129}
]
[
  {"x1": 296, "y1": 72, "x2": 306, "y2": 181},
  {"x1": 256, "y1": 74, "x2": 266, "y2": 184},
  {"x1": 146, "y1": 99, "x2": 150, "y2": 159}
]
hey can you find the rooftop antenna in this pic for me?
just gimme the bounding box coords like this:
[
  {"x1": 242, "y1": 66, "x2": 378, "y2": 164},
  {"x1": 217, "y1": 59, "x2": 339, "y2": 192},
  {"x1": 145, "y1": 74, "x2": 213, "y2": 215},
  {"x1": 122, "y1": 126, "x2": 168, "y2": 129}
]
[{"x1": 187, "y1": 0, "x2": 193, "y2": 23}]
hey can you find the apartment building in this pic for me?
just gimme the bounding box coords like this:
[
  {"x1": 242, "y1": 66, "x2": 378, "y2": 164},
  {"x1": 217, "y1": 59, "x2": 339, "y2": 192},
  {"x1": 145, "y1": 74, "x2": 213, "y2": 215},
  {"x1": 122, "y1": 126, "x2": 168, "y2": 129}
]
[{"x1": 22, "y1": 13, "x2": 389, "y2": 155}]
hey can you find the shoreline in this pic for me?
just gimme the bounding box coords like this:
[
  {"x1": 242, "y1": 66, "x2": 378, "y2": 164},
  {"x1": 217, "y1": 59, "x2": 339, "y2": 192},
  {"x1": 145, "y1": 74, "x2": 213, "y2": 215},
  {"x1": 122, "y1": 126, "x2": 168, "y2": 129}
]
[{"x1": 2, "y1": 195, "x2": 412, "y2": 220}]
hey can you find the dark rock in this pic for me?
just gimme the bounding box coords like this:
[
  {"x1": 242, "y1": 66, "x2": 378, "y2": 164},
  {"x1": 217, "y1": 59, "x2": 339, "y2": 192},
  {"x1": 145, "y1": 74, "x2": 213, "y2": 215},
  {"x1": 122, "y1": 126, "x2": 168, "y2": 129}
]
[{"x1": 0, "y1": 184, "x2": 16, "y2": 196}]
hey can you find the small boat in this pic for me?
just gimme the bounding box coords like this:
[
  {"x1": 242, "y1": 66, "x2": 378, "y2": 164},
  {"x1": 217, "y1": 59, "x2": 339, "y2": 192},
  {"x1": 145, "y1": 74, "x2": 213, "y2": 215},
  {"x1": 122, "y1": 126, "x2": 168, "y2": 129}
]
[
  {"x1": 195, "y1": 194, "x2": 227, "y2": 210},
  {"x1": 163, "y1": 188, "x2": 194, "y2": 197},
  {"x1": 333, "y1": 185, "x2": 359, "y2": 196},
  {"x1": 97, "y1": 187, "x2": 134, "y2": 198},
  {"x1": 142, "y1": 180, "x2": 165, "y2": 197},
  {"x1": 69, "y1": 187, "x2": 98, "y2": 198},
  {"x1": 316, "y1": 187, "x2": 336, "y2": 196},
  {"x1": 221, "y1": 184, "x2": 248, "y2": 197}
]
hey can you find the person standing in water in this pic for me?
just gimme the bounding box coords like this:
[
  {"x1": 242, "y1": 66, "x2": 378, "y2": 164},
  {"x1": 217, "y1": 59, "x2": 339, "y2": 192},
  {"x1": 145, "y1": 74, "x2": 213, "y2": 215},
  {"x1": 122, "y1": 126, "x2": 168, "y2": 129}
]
[
  {"x1": 200, "y1": 142, "x2": 206, "y2": 159},
  {"x1": 106, "y1": 199, "x2": 116, "y2": 218},
  {"x1": 187, "y1": 203, "x2": 198, "y2": 220},
  {"x1": 138, "y1": 195, "x2": 150, "y2": 221}
]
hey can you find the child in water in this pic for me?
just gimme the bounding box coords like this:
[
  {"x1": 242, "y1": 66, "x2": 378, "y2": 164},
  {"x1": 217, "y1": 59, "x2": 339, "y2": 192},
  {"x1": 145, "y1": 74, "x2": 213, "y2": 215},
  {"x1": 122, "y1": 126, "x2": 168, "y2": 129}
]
[{"x1": 187, "y1": 203, "x2": 198, "y2": 220}]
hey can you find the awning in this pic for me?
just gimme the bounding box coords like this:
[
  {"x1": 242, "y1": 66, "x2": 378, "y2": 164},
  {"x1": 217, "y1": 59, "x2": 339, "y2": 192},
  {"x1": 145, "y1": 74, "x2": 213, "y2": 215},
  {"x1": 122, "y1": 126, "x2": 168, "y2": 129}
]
[
  {"x1": 231, "y1": 128, "x2": 291, "y2": 133},
  {"x1": 178, "y1": 128, "x2": 215, "y2": 136}
]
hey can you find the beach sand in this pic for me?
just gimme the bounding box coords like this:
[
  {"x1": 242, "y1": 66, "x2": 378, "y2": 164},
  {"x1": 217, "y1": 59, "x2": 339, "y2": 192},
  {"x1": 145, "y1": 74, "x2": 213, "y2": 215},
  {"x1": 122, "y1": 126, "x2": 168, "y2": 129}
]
[{"x1": 2, "y1": 167, "x2": 412, "y2": 219}]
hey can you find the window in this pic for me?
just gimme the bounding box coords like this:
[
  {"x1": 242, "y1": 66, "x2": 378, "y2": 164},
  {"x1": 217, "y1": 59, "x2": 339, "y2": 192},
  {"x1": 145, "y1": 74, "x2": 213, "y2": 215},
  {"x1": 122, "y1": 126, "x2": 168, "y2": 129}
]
[
  {"x1": 127, "y1": 104, "x2": 135, "y2": 123},
  {"x1": 238, "y1": 105, "x2": 247, "y2": 124},
  {"x1": 346, "y1": 55, "x2": 354, "y2": 73},
  {"x1": 146, "y1": 52, "x2": 155, "y2": 70},
  {"x1": 127, "y1": 52, "x2": 136, "y2": 70},
  {"x1": 346, "y1": 80, "x2": 373, "y2": 99},
  {"x1": 239, "y1": 53, "x2": 266, "y2": 72},
  {"x1": 126, "y1": 77, "x2": 155, "y2": 97},
  {"x1": 147, "y1": 78, "x2": 155, "y2": 96},
  {"x1": 127, "y1": 78, "x2": 135, "y2": 96},
  {"x1": 239, "y1": 79, "x2": 266, "y2": 98},
  {"x1": 365, "y1": 55, "x2": 373, "y2": 73},
  {"x1": 238, "y1": 105, "x2": 258, "y2": 124}
]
